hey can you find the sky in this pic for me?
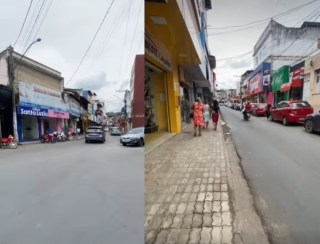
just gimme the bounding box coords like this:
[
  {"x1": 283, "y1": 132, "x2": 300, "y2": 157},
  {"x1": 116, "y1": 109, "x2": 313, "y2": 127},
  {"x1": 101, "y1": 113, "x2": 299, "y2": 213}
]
[
  {"x1": 207, "y1": 0, "x2": 320, "y2": 89},
  {"x1": 0, "y1": 0, "x2": 144, "y2": 112}
]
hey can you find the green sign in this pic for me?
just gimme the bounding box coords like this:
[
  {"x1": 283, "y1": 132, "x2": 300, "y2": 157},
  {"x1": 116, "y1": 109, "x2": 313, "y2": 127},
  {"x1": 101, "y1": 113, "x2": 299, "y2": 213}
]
[{"x1": 271, "y1": 66, "x2": 290, "y2": 92}]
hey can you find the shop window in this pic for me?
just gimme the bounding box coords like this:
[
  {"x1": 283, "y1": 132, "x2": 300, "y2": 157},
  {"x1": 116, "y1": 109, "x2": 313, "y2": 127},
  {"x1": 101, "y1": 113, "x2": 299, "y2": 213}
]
[{"x1": 316, "y1": 69, "x2": 320, "y2": 94}]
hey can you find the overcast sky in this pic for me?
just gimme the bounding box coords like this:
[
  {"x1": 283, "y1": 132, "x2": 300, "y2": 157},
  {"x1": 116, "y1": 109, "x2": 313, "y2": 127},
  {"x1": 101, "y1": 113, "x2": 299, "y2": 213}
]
[
  {"x1": 207, "y1": 0, "x2": 320, "y2": 89},
  {"x1": 0, "y1": 0, "x2": 143, "y2": 112}
]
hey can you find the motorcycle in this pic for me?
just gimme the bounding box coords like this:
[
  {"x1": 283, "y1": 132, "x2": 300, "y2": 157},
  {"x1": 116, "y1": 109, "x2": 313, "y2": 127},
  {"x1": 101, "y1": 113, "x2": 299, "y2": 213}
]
[
  {"x1": 242, "y1": 109, "x2": 250, "y2": 121},
  {"x1": 41, "y1": 133, "x2": 55, "y2": 143},
  {"x1": 53, "y1": 131, "x2": 67, "y2": 142},
  {"x1": 66, "y1": 131, "x2": 75, "y2": 141},
  {"x1": 0, "y1": 135, "x2": 18, "y2": 149}
]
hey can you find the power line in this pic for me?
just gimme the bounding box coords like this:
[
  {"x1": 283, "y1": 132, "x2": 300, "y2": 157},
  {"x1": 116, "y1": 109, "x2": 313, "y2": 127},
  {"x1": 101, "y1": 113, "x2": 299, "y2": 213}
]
[
  {"x1": 13, "y1": 0, "x2": 34, "y2": 47},
  {"x1": 23, "y1": 0, "x2": 48, "y2": 51},
  {"x1": 32, "y1": 0, "x2": 54, "y2": 42},
  {"x1": 122, "y1": 0, "x2": 143, "y2": 84},
  {"x1": 18, "y1": 0, "x2": 42, "y2": 52},
  {"x1": 216, "y1": 50, "x2": 253, "y2": 61},
  {"x1": 118, "y1": 0, "x2": 132, "y2": 81},
  {"x1": 208, "y1": 0, "x2": 318, "y2": 30},
  {"x1": 67, "y1": 0, "x2": 116, "y2": 85}
]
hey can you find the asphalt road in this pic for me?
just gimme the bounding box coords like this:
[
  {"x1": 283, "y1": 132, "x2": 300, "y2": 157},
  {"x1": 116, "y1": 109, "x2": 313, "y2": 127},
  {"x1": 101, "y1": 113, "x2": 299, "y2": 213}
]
[
  {"x1": 221, "y1": 107, "x2": 320, "y2": 244},
  {"x1": 0, "y1": 133, "x2": 144, "y2": 244}
]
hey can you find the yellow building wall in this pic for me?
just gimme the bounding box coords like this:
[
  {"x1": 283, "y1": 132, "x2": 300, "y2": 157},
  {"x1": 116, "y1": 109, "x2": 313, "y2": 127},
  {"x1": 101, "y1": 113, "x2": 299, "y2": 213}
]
[
  {"x1": 146, "y1": 54, "x2": 182, "y2": 133},
  {"x1": 305, "y1": 53, "x2": 320, "y2": 112}
]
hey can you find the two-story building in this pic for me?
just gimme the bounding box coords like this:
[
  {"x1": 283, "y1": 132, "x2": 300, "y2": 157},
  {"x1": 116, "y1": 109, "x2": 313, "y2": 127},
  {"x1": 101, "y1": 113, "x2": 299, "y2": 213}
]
[{"x1": 0, "y1": 47, "x2": 69, "y2": 142}]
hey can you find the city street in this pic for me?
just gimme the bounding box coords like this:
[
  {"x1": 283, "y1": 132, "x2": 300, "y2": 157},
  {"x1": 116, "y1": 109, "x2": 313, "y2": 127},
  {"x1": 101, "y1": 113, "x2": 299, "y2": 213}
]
[
  {"x1": 221, "y1": 106, "x2": 320, "y2": 244},
  {"x1": 0, "y1": 134, "x2": 144, "y2": 244}
]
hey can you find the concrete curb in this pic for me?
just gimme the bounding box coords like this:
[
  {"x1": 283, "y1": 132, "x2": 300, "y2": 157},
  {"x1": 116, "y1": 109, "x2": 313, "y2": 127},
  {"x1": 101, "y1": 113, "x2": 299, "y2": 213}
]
[{"x1": 220, "y1": 113, "x2": 270, "y2": 244}]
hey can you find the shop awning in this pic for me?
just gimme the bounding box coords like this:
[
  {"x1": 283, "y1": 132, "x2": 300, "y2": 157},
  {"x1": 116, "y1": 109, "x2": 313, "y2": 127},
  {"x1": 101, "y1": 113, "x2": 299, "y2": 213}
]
[{"x1": 280, "y1": 79, "x2": 303, "y2": 92}]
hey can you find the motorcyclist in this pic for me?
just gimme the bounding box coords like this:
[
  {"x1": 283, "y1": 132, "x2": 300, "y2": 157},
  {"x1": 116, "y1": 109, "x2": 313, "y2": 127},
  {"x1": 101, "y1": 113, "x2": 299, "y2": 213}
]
[
  {"x1": 244, "y1": 102, "x2": 252, "y2": 112},
  {"x1": 242, "y1": 102, "x2": 251, "y2": 120}
]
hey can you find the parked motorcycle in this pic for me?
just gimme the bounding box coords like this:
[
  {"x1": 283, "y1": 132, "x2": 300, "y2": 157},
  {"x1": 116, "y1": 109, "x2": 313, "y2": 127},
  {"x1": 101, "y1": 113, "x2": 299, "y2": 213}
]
[
  {"x1": 66, "y1": 131, "x2": 75, "y2": 141},
  {"x1": 0, "y1": 135, "x2": 18, "y2": 149},
  {"x1": 41, "y1": 133, "x2": 55, "y2": 143},
  {"x1": 53, "y1": 131, "x2": 67, "y2": 142}
]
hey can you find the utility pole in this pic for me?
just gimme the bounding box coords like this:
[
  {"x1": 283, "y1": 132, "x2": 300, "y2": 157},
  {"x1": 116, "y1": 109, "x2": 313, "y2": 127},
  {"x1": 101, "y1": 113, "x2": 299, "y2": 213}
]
[{"x1": 7, "y1": 38, "x2": 42, "y2": 142}]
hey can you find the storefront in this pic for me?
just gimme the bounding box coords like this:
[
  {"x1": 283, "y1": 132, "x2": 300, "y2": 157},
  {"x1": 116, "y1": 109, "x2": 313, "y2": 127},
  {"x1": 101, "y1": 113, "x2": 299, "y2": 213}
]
[
  {"x1": 272, "y1": 65, "x2": 290, "y2": 105},
  {"x1": 0, "y1": 85, "x2": 13, "y2": 138},
  {"x1": 280, "y1": 61, "x2": 304, "y2": 101},
  {"x1": 145, "y1": 0, "x2": 201, "y2": 134},
  {"x1": 68, "y1": 95, "x2": 81, "y2": 130},
  {"x1": 144, "y1": 61, "x2": 169, "y2": 133},
  {"x1": 247, "y1": 62, "x2": 271, "y2": 103},
  {"x1": 17, "y1": 80, "x2": 69, "y2": 142}
]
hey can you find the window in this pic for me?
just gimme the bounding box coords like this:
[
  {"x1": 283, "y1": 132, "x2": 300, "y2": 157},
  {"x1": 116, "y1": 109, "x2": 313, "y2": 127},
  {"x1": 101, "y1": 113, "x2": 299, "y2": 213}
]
[
  {"x1": 290, "y1": 102, "x2": 311, "y2": 109},
  {"x1": 304, "y1": 73, "x2": 310, "y2": 83},
  {"x1": 315, "y1": 70, "x2": 320, "y2": 93},
  {"x1": 316, "y1": 70, "x2": 320, "y2": 83}
]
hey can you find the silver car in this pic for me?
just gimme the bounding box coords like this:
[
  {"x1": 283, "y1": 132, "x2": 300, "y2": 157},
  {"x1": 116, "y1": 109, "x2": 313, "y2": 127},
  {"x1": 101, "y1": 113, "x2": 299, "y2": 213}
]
[{"x1": 120, "y1": 127, "x2": 144, "y2": 147}]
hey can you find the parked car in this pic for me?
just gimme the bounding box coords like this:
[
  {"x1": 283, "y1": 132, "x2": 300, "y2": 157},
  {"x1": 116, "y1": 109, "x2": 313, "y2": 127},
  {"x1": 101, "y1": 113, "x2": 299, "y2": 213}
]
[
  {"x1": 85, "y1": 126, "x2": 105, "y2": 143},
  {"x1": 252, "y1": 103, "x2": 267, "y2": 116},
  {"x1": 120, "y1": 127, "x2": 144, "y2": 147},
  {"x1": 269, "y1": 101, "x2": 314, "y2": 126},
  {"x1": 234, "y1": 103, "x2": 241, "y2": 110},
  {"x1": 304, "y1": 111, "x2": 320, "y2": 133},
  {"x1": 111, "y1": 127, "x2": 122, "y2": 136}
]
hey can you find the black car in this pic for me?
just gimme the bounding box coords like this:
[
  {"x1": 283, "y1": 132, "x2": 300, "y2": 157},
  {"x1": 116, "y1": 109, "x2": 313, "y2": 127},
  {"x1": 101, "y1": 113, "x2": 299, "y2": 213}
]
[
  {"x1": 85, "y1": 126, "x2": 106, "y2": 143},
  {"x1": 304, "y1": 111, "x2": 320, "y2": 133}
]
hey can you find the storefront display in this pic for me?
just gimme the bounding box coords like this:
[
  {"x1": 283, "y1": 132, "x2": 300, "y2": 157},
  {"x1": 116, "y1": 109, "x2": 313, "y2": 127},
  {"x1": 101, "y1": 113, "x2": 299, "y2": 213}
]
[{"x1": 144, "y1": 67, "x2": 158, "y2": 134}]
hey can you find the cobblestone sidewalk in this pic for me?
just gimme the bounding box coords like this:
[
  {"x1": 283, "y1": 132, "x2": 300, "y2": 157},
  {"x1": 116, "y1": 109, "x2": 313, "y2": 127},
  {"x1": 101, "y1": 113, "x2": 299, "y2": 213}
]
[{"x1": 145, "y1": 124, "x2": 233, "y2": 244}]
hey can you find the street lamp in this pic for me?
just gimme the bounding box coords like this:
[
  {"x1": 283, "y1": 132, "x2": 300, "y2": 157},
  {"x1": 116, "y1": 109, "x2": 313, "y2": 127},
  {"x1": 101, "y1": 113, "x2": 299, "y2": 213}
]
[{"x1": 13, "y1": 38, "x2": 42, "y2": 70}]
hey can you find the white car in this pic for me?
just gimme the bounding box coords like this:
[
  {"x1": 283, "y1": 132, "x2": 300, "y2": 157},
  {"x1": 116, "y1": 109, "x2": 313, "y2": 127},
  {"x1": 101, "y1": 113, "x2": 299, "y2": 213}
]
[{"x1": 120, "y1": 127, "x2": 144, "y2": 147}]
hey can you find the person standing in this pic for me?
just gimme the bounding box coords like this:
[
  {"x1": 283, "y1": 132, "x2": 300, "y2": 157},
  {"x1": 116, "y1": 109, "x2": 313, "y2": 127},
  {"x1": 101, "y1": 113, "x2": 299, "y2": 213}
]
[
  {"x1": 191, "y1": 97, "x2": 204, "y2": 137},
  {"x1": 203, "y1": 101, "x2": 210, "y2": 130},
  {"x1": 211, "y1": 100, "x2": 220, "y2": 131}
]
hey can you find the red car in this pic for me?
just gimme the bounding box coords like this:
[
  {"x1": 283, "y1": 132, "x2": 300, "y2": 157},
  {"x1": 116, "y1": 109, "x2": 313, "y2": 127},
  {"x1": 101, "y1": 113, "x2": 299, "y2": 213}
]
[
  {"x1": 252, "y1": 103, "x2": 267, "y2": 116},
  {"x1": 269, "y1": 101, "x2": 314, "y2": 125}
]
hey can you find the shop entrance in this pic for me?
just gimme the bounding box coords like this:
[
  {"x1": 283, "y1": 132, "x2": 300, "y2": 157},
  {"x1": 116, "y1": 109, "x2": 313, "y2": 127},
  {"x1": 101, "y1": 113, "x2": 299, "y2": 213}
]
[
  {"x1": 21, "y1": 115, "x2": 39, "y2": 140},
  {"x1": 180, "y1": 86, "x2": 191, "y2": 125},
  {"x1": 145, "y1": 63, "x2": 169, "y2": 134}
]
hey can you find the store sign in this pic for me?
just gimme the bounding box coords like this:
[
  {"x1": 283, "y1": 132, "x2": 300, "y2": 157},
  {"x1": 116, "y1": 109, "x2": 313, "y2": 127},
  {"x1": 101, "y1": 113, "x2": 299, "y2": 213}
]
[
  {"x1": 19, "y1": 81, "x2": 68, "y2": 112},
  {"x1": 18, "y1": 106, "x2": 48, "y2": 116},
  {"x1": 69, "y1": 96, "x2": 81, "y2": 117},
  {"x1": 48, "y1": 110, "x2": 69, "y2": 119},
  {"x1": 145, "y1": 35, "x2": 172, "y2": 70},
  {"x1": 250, "y1": 73, "x2": 262, "y2": 95},
  {"x1": 262, "y1": 69, "x2": 271, "y2": 86}
]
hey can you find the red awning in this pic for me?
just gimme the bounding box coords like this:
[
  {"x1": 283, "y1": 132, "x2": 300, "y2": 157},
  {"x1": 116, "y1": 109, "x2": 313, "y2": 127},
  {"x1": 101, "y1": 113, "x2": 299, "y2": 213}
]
[
  {"x1": 291, "y1": 78, "x2": 302, "y2": 88},
  {"x1": 280, "y1": 82, "x2": 291, "y2": 92},
  {"x1": 280, "y1": 79, "x2": 303, "y2": 92}
]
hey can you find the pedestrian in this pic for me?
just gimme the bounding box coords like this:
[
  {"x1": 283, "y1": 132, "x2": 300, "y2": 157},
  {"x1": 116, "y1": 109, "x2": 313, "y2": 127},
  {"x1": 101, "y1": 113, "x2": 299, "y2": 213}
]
[
  {"x1": 191, "y1": 97, "x2": 204, "y2": 137},
  {"x1": 265, "y1": 104, "x2": 272, "y2": 119},
  {"x1": 211, "y1": 100, "x2": 220, "y2": 131},
  {"x1": 203, "y1": 101, "x2": 210, "y2": 130}
]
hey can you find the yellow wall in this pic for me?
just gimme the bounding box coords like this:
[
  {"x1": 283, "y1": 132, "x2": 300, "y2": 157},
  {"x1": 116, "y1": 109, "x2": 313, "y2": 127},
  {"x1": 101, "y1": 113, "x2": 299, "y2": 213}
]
[{"x1": 146, "y1": 54, "x2": 182, "y2": 133}]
